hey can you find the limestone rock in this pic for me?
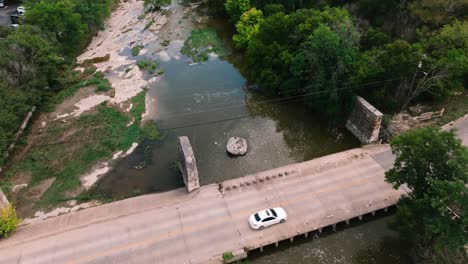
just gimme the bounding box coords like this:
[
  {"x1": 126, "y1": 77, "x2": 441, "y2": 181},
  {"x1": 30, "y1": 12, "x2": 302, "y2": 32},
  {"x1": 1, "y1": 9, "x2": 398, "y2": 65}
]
[{"x1": 226, "y1": 137, "x2": 248, "y2": 156}]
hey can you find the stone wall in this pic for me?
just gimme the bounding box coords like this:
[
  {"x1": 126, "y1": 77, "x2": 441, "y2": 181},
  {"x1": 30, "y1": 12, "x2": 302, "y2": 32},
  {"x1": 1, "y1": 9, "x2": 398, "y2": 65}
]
[
  {"x1": 346, "y1": 96, "x2": 383, "y2": 144},
  {"x1": 0, "y1": 188, "x2": 9, "y2": 209},
  {"x1": 178, "y1": 136, "x2": 200, "y2": 192}
]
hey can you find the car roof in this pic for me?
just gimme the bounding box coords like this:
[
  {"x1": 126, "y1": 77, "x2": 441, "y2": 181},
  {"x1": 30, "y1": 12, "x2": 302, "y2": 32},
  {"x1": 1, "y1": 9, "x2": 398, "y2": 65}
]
[{"x1": 257, "y1": 208, "x2": 276, "y2": 219}]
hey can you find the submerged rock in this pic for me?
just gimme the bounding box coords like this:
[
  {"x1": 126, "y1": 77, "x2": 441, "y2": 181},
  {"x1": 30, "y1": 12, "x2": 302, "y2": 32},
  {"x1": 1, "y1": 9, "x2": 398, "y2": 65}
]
[{"x1": 226, "y1": 137, "x2": 248, "y2": 156}]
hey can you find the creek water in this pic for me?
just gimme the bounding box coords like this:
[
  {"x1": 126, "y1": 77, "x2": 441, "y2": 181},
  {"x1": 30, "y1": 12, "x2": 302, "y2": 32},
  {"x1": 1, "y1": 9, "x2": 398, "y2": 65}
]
[
  {"x1": 96, "y1": 3, "x2": 359, "y2": 197},
  {"x1": 96, "y1": 1, "x2": 412, "y2": 263}
]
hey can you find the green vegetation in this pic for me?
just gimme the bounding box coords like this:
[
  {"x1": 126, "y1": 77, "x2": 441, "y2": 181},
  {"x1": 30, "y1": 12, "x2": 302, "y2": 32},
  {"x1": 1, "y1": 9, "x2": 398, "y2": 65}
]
[
  {"x1": 386, "y1": 127, "x2": 467, "y2": 262},
  {"x1": 233, "y1": 8, "x2": 263, "y2": 49},
  {"x1": 225, "y1": 0, "x2": 250, "y2": 22},
  {"x1": 210, "y1": 0, "x2": 467, "y2": 119},
  {"x1": 0, "y1": 0, "x2": 119, "y2": 167},
  {"x1": 50, "y1": 70, "x2": 112, "y2": 106},
  {"x1": 222, "y1": 251, "x2": 234, "y2": 262},
  {"x1": 137, "y1": 60, "x2": 159, "y2": 74},
  {"x1": 91, "y1": 72, "x2": 113, "y2": 92},
  {"x1": 181, "y1": 28, "x2": 230, "y2": 62},
  {"x1": 0, "y1": 204, "x2": 22, "y2": 238},
  {"x1": 144, "y1": 19, "x2": 155, "y2": 31},
  {"x1": 131, "y1": 45, "x2": 144, "y2": 56},
  {"x1": 3, "y1": 91, "x2": 158, "y2": 207}
]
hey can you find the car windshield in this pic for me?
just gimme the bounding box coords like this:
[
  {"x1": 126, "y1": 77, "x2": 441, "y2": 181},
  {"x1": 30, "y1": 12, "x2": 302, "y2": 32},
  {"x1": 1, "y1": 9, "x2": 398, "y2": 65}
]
[
  {"x1": 254, "y1": 213, "x2": 261, "y2": 222},
  {"x1": 270, "y1": 209, "x2": 277, "y2": 217}
]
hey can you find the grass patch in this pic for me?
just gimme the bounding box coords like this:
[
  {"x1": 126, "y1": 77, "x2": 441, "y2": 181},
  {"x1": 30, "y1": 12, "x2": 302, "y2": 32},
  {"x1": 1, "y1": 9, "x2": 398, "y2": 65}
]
[
  {"x1": 51, "y1": 70, "x2": 112, "y2": 106},
  {"x1": 431, "y1": 90, "x2": 468, "y2": 126},
  {"x1": 144, "y1": 19, "x2": 155, "y2": 31},
  {"x1": 7, "y1": 91, "x2": 159, "y2": 207},
  {"x1": 136, "y1": 60, "x2": 159, "y2": 74},
  {"x1": 222, "y1": 251, "x2": 234, "y2": 263},
  {"x1": 131, "y1": 45, "x2": 144, "y2": 56},
  {"x1": 181, "y1": 28, "x2": 230, "y2": 62}
]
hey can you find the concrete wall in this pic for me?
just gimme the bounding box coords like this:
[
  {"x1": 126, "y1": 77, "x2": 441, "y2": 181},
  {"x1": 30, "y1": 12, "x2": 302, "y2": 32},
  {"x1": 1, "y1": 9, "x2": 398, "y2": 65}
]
[
  {"x1": 346, "y1": 96, "x2": 383, "y2": 144},
  {"x1": 0, "y1": 188, "x2": 9, "y2": 209},
  {"x1": 178, "y1": 136, "x2": 200, "y2": 192}
]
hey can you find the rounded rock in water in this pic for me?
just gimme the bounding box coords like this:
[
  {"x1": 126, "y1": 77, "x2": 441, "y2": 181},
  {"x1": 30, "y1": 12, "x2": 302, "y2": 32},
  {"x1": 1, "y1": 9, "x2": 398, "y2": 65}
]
[{"x1": 226, "y1": 137, "x2": 248, "y2": 156}]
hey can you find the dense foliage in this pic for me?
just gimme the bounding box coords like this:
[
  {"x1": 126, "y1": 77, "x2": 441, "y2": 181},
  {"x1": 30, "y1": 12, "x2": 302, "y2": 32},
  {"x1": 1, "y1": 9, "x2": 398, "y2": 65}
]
[
  {"x1": 0, "y1": 0, "x2": 118, "y2": 166},
  {"x1": 213, "y1": 0, "x2": 467, "y2": 117},
  {"x1": 213, "y1": 2, "x2": 468, "y2": 258},
  {"x1": 386, "y1": 127, "x2": 467, "y2": 262},
  {"x1": 0, "y1": 204, "x2": 22, "y2": 238}
]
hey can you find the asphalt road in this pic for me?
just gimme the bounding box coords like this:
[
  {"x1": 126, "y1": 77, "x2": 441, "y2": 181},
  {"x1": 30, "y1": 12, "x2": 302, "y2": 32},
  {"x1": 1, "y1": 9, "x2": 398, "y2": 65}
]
[
  {"x1": 0, "y1": 3, "x2": 20, "y2": 27},
  {"x1": 0, "y1": 116, "x2": 465, "y2": 264},
  {"x1": 0, "y1": 146, "x2": 406, "y2": 264}
]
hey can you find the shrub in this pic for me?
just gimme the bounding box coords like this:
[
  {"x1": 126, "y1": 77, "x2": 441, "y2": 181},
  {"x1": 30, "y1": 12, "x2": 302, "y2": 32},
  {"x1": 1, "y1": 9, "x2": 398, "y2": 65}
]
[
  {"x1": 0, "y1": 204, "x2": 22, "y2": 238},
  {"x1": 222, "y1": 251, "x2": 234, "y2": 262},
  {"x1": 131, "y1": 45, "x2": 143, "y2": 56},
  {"x1": 136, "y1": 60, "x2": 159, "y2": 74}
]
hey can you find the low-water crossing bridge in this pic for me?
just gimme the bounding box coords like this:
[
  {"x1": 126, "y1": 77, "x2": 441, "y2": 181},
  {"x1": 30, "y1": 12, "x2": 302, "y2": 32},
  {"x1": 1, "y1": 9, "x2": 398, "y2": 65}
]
[{"x1": 0, "y1": 116, "x2": 466, "y2": 264}]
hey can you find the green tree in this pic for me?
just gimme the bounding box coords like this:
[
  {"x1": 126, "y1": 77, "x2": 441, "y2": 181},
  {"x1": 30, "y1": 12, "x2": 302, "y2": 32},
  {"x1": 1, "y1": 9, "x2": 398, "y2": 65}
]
[
  {"x1": 233, "y1": 8, "x2": 263, "y2": 49},
  {"x1": 409, "y1": 0, "x2": 468, "y2": 27},
  {"x1": 225, "y1": 0, "x2": 251, "y2": 22},
  {"x1": 25, "y1": 0, "x2": 87, "y2": 55},
  {"x1": 386, "y1": 127, "x2": 467, "y2": 261},
  {"x1": 291, "y1": 21, "x2": 361, "y2": 116},
  {"x1": 422, "y1": 21, "x2": 468, "y2": 97},
  {"x1": 207, "y1": 0, "x2": 228, "y2": 17},
  {"x1": 0, "y1": 25, "x2": 61, "y2": 97},
  {"x1": 74, "y1": 0, "x2": 114, "y2": 32},
  {"x1": 245, "y1": 7, "x2": 360, "y2": 117},
  {"x1": 263, "y1": 3, "x2": 285, "y2": 16}
]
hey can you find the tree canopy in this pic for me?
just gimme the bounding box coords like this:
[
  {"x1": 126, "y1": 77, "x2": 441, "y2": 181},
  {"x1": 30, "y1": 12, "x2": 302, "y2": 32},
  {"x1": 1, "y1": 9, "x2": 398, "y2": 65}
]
[
  {"x1": 0, "y1": 0, "x2": 118, "y2": 166},
  {"x1": 386, "y1": 127, "x2": 467, "y2": 261},
  {"x1": 233, "y1": 8, "x2": 263, "y2": 49}
]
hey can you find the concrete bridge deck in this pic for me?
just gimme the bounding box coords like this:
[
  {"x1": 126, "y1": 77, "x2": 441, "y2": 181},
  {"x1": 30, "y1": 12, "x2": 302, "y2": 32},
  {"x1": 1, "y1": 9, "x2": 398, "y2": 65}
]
[{"x1": 0, "y1": 115, "x2": 466, "y2": 264}]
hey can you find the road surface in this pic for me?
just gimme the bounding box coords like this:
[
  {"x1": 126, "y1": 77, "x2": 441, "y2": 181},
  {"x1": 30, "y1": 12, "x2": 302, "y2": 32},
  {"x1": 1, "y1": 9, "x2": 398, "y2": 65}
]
[{"x1": 0, "y1": 115, "x2": 466, "y2": 264}]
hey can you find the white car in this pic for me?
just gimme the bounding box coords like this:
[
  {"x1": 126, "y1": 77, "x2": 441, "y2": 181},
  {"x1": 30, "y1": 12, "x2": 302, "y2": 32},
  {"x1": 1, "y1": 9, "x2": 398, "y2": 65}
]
[
  {"x1": 9, "y1": 24, "x2": 19, "y2": 28},
  {"x1": 248, "y1": 207, "x2": 287, "y2": 230},
  {"x1": 17, "y1": 6, "x2": 25, "y2": 14}
]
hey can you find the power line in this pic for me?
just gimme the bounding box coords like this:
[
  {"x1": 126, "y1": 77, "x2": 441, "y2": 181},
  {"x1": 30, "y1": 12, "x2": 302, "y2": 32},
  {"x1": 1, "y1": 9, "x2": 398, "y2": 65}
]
[{"x1": 1, "y1": 77, "x2": 403, "y2": 145}]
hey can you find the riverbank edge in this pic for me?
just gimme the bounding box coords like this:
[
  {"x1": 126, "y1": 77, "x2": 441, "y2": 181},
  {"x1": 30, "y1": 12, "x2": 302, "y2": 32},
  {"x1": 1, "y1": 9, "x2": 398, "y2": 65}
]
[{"x1": 0, "y1": 0, "x2": 168, "y2": 220}]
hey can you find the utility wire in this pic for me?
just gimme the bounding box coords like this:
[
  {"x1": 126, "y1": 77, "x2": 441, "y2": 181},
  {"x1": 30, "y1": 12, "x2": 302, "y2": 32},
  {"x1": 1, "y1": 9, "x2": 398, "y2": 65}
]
[{"x1": 1, "y1": 77, "x2": 403, "y2": 145}]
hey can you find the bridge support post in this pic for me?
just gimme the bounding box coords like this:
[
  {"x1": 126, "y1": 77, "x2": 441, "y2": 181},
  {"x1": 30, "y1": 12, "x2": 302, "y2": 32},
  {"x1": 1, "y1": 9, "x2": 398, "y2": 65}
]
[
  {"x1": 304, "y1": 232, "x2": 308, "y2": 238},
  {"x1": 260, "y1": 247, "x2": 263, "y2": 252},
  {"x1": 345, "y1": 96, "x2": 383, "y2": 144},
  {"x1": 358, "y1": 215, "x2": 363, "y2": 221},
  {"x1": 290, "y1": 236, "x2": 294, "y2": 243},
  {"x1": 275, "y1": 241, "x2": 278, "y2": 247},
  {"x1": 345, "y1": 219, "x2": 350, "y2": 225},
  {"x1": 178, "y1": 136, "x2": 200, "y2": 193},
  {"x1": 318, "y1": 228, "x2": 323, "y2": 233},
  {"x1": 383, "y1": 207, "x2": 388, "y2": 213},
  {"x1": 371, "y1": 211, "x2": 376, "y2": 216},
  {"x1": 332, "y1": 224, "x2": 336, "y2": 231}
]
